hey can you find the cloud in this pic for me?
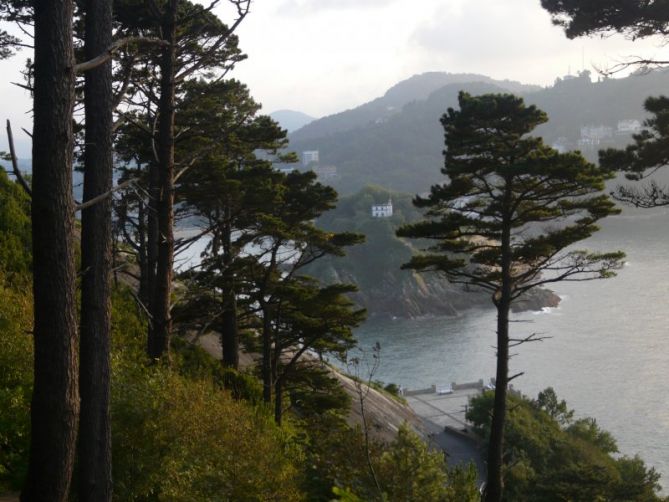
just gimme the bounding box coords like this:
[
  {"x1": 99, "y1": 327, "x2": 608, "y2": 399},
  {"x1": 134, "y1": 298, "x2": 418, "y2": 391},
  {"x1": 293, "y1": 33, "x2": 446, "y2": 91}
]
[
  {"x1": 276, "y1": 0, "x2": 400, "y2": 16},
  {"x1": 412, "y1": 1, "x2": 566, "y2": 64},
  {"x1": 408, "y1": 0, "x2": 667, "y2": 84}
]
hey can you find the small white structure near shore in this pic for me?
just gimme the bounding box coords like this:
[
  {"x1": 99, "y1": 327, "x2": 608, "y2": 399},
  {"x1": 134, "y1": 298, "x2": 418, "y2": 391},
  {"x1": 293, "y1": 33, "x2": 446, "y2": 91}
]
[{"x1": 371, "y1": 198, "x2": 393, "y2": 218}]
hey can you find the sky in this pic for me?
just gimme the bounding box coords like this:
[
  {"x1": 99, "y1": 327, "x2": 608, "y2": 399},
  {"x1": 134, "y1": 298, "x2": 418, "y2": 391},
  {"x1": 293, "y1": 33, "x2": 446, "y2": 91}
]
[
  {"x1": 219, "y1": 0, "x2": 667, "y2": 116},
  {"x1": 1, "y1": 0, "x2": 668, "y2": 156}
]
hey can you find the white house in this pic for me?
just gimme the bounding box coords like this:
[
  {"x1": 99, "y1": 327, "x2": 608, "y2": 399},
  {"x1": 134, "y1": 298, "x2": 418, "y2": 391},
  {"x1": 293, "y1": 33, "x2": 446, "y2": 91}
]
[
  {"x1": 302, "y1": 150, "x2": 319, "y2": 166},
  {"x1": 313, "y1": 165, "x2": 337, "y2": 180},
  {"x1": 617, "y1": 119, "x2": 642, "y2": 134},
  {"x1": 371, "y1": 199, "x2": 393, "y2": 218},
  {"x1": 579, "y1": 125, "x2": 613, "y2": 147}
]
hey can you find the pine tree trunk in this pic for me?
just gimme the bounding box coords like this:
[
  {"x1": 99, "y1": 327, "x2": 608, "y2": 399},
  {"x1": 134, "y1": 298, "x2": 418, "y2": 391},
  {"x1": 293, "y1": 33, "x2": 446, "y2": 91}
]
[
  {"x1": 22, "y1": 0, "x2": 79, "y2": 499},
  {"x1": 485, "y1": 183, "x2": 513, "y2": 502},
  {"x1": 261, "y1": 305, "x2": 272, "y2": 403},
  {"x1": 146, "y1": 160, "x2": 159, "y2": 342},
  {"x1": 149, "y1": 0, "x2": 178, "y2": 359},
  {"x1": 137, "y1": 198, "x2": 149, "y2": 306},
  {"x1": 220, "y1": 216, "x2": 239, "y2": 368},
  {"x1": 78, "y1": 0, "x2": 113, "y2": 499},
  {"x1": 274, "y1": 378, "x2": 283, "y2": 425},
  {"x1": 220, "y1": 300, "x2": 238, "y2": 368},
  {"x1": 485, "y1": 300, "x2": 510, "y2": 502}
]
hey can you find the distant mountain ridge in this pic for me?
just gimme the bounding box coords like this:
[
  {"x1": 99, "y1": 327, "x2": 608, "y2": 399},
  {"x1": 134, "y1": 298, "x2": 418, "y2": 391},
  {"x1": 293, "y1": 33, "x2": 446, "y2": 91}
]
[
  {"x1": 269, "y1": 109, "x2": 315, "y2": 133},
  {"x1": 289, "y1": 72, "x2": 541, "y2": 143},
  {"x1": 288, "y1": 69, "x2": 669, "y2": 195}
]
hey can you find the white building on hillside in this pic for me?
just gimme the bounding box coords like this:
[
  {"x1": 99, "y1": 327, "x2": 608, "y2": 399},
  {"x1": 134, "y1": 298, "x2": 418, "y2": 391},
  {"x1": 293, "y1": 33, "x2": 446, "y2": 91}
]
[
  {"x1": 302, "y1": 150, "x2": 319, "y2": 166},
  {"x1": 617, "y1": 119, "x2": 642, "y2": 134},
  {"x1": 313, "y1": 165, "x2": 337, "y2": 180},
  {"x1": 579, "y1": 125, "x2": 613, "y2": 147},
  {"x1": 371, "y1": 199, "x2": 393, "y2": 218}
]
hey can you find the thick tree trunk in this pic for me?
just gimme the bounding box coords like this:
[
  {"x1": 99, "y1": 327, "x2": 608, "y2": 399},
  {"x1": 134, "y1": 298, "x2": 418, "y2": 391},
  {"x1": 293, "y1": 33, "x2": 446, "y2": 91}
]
[
  {"x1": 22, "y1": 1, "x2": 79, "y2": 500},
  {"x1": 485, "y1": 184, "x2": 513, "y2": 502},
  {"x1": 220, "y1": 217, "x2": 239, "y2": 368},
  {"x1": 78, "y1": 0, "x2": 114, "y2": 499},
  {"x1": 261, "y1": 305, "x2": 272, "y2": 403},
  {"x1": 274, "y1": 378, "x2": 283, "y2": 425},
  {"x1": 485, "y1": 300, "x2": 510, "y2": 502},
  {"x1": 137, "y1": 198, "x2": 149, "y2": 306},
  {"x1": 220, "y1": 302, "x2": 238, "y2": 368},
  {"x1": 146, "y1": 160, "x2": 159, "y2": 339},
  {"x1": 149, "y1": 0, "x2": 178, "y2": 359}
]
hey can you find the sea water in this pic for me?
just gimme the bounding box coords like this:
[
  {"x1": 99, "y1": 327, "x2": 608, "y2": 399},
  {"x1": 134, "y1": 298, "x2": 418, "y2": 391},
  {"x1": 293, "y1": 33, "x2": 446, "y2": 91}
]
[{"x1": 354, "y1": 207, "x2": 669, "y2": 485}]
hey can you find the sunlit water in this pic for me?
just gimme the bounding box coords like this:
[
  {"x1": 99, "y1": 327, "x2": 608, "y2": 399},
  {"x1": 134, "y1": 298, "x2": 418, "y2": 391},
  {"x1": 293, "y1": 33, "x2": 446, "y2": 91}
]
[{"x1": 353, "y1": 208, "x2": 669, "y2": 485}]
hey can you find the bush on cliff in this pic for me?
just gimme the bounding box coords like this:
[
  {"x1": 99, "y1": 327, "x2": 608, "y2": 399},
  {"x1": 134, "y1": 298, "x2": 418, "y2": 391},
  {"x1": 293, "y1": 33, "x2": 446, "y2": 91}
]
[{"x1": 467, "y1": 388, "x2": 666, "y2": 501}]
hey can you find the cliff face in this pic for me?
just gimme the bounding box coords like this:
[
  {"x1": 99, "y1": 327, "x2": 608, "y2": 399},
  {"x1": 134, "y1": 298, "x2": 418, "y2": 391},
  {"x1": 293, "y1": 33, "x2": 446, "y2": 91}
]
[
  {"x1": 318, "y1": 260, "x2": 560, "y2": 319},
  {"x1": 311, "y1": 186, "x2": 560, "y2": 319}
]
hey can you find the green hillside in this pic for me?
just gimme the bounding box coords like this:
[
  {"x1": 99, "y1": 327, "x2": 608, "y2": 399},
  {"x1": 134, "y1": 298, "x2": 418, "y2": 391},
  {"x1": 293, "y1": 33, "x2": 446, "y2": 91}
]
[
  {"x1": 309, "y1": 186, "x2": 557, "y2": 318},
  {"x1": 289, "y1": 70, "x2": 669, "y2": 195}
]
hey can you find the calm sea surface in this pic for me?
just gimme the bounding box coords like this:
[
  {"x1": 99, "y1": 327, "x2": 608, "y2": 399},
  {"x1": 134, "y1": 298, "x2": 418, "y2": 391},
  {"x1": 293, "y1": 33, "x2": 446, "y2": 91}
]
[{"x1": 353, "y1": 207, "x2": 669, "y2": 485}]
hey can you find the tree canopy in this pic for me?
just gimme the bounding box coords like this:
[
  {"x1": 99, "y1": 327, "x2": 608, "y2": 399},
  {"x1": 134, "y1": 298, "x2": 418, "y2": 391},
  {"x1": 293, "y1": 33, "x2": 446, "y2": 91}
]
[
  {"x1": 398, "y1": 92, "x2": 624, "y2": 501},
  {"x1": 398, "y1": 92, "x2": 623, "y2": 298},
  {"x1": 541, "y1": 0, "x2": 669, "y2": 40},
  {"x1": 601, "y1": 95, "x2": 669, "y2": 207},
  {"x1": 467, "y1": 389, "x2": 665, "y2": 501}
]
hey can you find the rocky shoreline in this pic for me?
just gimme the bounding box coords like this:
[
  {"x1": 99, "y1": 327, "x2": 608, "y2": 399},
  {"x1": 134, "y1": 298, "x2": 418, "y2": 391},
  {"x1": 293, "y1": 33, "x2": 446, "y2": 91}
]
[{"x1": 342, "y1": 269, "x2": 562, "y2": 319}]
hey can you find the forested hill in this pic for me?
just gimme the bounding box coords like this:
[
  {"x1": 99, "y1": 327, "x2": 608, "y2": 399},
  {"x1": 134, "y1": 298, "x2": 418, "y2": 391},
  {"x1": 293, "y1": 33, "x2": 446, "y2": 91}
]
[
  {"x1": 290, "y1": 72, "x2": 540, "y2": 144},
  {"x1": 269, "y1": 109, "x2": 315, "y2": 132},
  {"x1": 309, "y1": 185, "x2": 559, "y2": 318},
  {"x1": 289, "y1": 69, "x2": 669, "y2": 195}
]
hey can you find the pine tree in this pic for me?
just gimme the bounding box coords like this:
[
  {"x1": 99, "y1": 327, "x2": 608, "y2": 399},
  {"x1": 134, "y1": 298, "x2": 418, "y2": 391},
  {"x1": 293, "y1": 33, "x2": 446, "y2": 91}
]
[
  {"x1": 23, "y1": 1, "x2": 79, "y2": 499},
  {"x1": 175, "y1": 79, "x2": 293, "y2": 369},
  {"x1": 268, "y1": 278, "x2": 365, "y2": 424},
  {"x1": 78, "y1": 0, "x2": 114, "y2": 499},
  {"x1": 541, "y1": 0, "x2": 669, "y2": 40},
  {"x1": 600, "y1": 96, "x2": 669, "y2": 207},
  {"x1": 110, "y1": 0, "x2": 248, "y2": 360},
  {"x1": 245, "y1": 170, "x2": 364, "y2": 408},
  {"x1": 397, "y1": 92, "x2": 624, "y2": 502}
]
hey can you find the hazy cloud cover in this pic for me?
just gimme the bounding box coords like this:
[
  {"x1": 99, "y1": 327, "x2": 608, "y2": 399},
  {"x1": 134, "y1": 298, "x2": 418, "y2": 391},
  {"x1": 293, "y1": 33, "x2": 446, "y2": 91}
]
[
  {"x1": 409, "y1": 0, "x2": 666, "y2": 83},
  {"x1": 1, "y1": 0, "x2": 667, "y2": 156},
  {"x1": 276, "y1": 0, "x2": 400, "y2": 15},
  {"x1": 227, "y1": 0, "x2": 666, "y2": 120}
]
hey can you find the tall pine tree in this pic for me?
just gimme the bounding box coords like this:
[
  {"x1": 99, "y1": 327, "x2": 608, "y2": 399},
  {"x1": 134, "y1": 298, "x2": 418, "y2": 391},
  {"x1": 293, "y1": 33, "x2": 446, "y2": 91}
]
[
  {"x1": 398, "y1": 92, "x2": 624, "y2": 502},
  {"x1": 23, "y1": 0, "x2": 79, "y2": 499}
]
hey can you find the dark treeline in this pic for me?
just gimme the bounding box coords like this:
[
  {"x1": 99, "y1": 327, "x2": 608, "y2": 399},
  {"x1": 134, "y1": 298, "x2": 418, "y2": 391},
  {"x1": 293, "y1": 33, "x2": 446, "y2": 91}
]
[
  {"x1": 289, "y1": 69, "x2": 669, "y2": 196},
  {"x1": 0, "y1": 0, "x2": 479, "y2": 500},
  {"x1": 0, "y1": 0, "x2": 668, "y2": 501}
]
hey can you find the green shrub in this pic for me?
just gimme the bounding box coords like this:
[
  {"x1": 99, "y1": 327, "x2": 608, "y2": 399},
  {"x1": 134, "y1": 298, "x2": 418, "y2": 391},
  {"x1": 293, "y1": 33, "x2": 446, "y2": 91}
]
[
  {"x1": 466, "y1": 389, "x2": 665, "y2": 501},
  {"x1": 0, "y1": 170, "x2": 31, "y2": 279},
  {"x1": 0, "y1": 278, "x2": 32, "y2": 491},
  {"x1": 308, "y1": 417, "x2": 478, "y2": 502},
  {"x1": 377, "y1": 424, "x2": 479, "y2": 502},
  {"x1": 111, "y1": 359, "x2": 304, "y2": 501}
]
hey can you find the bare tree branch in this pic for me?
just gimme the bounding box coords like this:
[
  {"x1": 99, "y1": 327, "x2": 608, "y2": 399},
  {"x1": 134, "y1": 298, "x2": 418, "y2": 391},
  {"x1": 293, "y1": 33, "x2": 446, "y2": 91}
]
[
  {"x1": 509, "y1": 332, "x2": 552, "y2": 348},
  {"x1": 508, "y1": 372, "x2": 525, "y2": 383},
  {"x1": 5, "y1": 120, "x2": 31, "y2": 197},
  {"x1": 75, "y1": 37, "x2": 167, "y2": 74},
  {"x1": 75, "y1": 178, "x2": 137, "y2": 213},
  {"x1": 11, "y1": 81, "x2": 33, "y2": 92},
  {"x1": 612, "y1": 180, "x2": 669, "y2": 208}
]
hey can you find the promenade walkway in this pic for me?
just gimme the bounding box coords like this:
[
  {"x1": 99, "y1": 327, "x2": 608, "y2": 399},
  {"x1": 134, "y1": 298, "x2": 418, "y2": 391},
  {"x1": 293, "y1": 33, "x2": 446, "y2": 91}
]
[{"x1": 405, "y1": 383, "x2": 488, "y2": 482}]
